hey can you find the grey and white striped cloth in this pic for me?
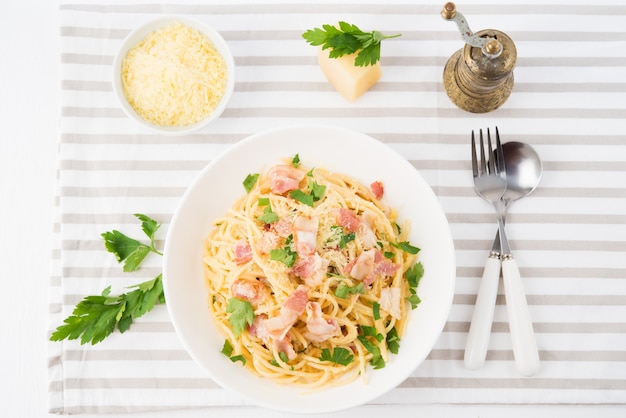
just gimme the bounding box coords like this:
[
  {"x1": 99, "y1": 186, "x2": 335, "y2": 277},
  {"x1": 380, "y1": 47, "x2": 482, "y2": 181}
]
[{"x1": 49, "y1": 0, "x2": 626, "y2": 413}]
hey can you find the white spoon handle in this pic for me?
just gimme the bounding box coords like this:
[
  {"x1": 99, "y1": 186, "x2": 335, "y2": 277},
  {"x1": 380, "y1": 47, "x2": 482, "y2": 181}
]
[
  {"x1": 464, "y1": 254, "x2": 501, "y2": 370},
  {"x1": 502, "y1": 257, "x2": 540, "y2": 376}
]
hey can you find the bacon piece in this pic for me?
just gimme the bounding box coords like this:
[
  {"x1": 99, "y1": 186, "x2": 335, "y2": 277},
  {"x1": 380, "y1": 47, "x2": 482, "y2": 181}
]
[
  {"x1": 304, "y1": 301, "x2": 339, "y2": 343},
  {"x1": 375, "y1": 258, "x2": 401, "y2": 277},
  {"x1": 370, "y1": 181, "x2": 384, "y2": 200},
  {"x1": 265, "y1": 285, "x2": 309, "y2": 340},
  {"x1": 256, "y1": 231, "x2": 280, "y2": 255},
  {"x1": 233, "y1": 239, "x2": 253, "y2": 265},
  {"x1": 346, "y1": 249, "x2": 400, "y2": 286},
  {"x1": 293, "y1": 215, "x2": 318, "y2": 256},
  {"x1": 379, "y1": 287, "x2": 402, "y2": 319},
  {"x1": 348, "y1": 248, "x2": 377, "y2": 284},
  {"x1": 291, "y1": 253, "x2": 330, "y2": 288},
  {"x1": 273, "y1": 216, "x2": 293, "y2": 238},
  {"x1": 336, "y1": 208, "x2": 360, "y2": 233},
  {"x1": 358, "y1": 210, "x2": 378, "y2": 249},
  {"x1": 231, "y1": 279, "x2": 268, "y2": 306},
  {"x1": 248, "y1": 313, "x2": 270, "y2": 342},
  {"x1": 268, "y1": 164, "x2": 305, "y2": 195},
  {"x1": 273, "y1": 335, "x2": 297, "y2": 360}
]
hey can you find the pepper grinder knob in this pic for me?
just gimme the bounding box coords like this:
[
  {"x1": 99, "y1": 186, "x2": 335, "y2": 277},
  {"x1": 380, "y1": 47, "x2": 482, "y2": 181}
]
[{"x1": 441, "y1": 2, "x2": 517, "y2": 113}]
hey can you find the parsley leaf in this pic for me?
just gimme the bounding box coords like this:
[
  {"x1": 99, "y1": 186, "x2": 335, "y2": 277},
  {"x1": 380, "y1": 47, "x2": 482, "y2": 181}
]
[
  {"x1": 269, "y1": 239, "x2": 297, "y2": 267},
  {"x1": 291, "y1": 154, "x2": 301, "y2": 167},
  {"x1": 49, "y1": 275, "x2": 164, "y2": 345},
  {"x1": 270, "y1": 351, "x2": 291, "y2": 367},
  {"x1": 289, "y1": 180, "x2": 326, "y2": 207},
  {"x1": 243, "y1": 173, "x2": 259, "y2": 193},
  {"x1": 391, "y1": 241, "x2": 421, "y2": 255},
  {"x1": 407, "y1": 292, "x2": 421, "y2": 310},
  {"x1": 221, "y1": 339, "x2": 247, "y2": 365},
  {"x1": 372, "y1": 301, "x2": 381, "y2": 320},
  {"x1": 405, "y1": 262, "x2": 424, "y2": 309},
  {"x1": 302, "y1": 21, "x2": 401, "y2": 67},
  {"x1": 319, "y1": 347, "x2": 355, "y2": 366},
  {"x1": 226, "y1": 298, "x2": 255, "y2": 338},
  {"x1": 309, "y1": 180, "x2": 326, "y2": 202},
  {"x1": 289, "y1": 189, "x2": 314, "y2": 206},
  {"x1": 334, "y1": 282, "x2": 365, "y2": 299},
  {"x1": 221, "y1": 339, "x2": 234, "y2": 356},
  {"x1": 360, "y1": 325, "x2": 384, "y2": 342},
  {"x1": 101, "y1": 214, "x2": 162, "y2": 272},
  {"x1": 358, "y1": 335, "x2": 385, "y2": 369},
  {"x1": 406, "y1": 262, "x2": 424, "y2": 288},
  {"x1": 328, "y1": 226, "x2": 355, "y2": 249},
  {"x1": 257, "y1": 205, "x2": 279, "y2": 224},
  {"x1": 386, "y1": 326, "x2": 401, "y2": 354}
]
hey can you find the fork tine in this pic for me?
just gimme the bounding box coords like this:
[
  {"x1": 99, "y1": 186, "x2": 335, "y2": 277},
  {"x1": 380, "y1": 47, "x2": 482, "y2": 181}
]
[
  {"x1": 495, "y1": 126, "x2": 505, "y2": 174},
  {"x1": 471, "y1": 130, "x2": 478, "y2": 177},
  {"x1": 487, "y1": 128, "x2": 495, "y2": 175},
  {"x1": 479, "y1": 129, "x2": 487, "y2": 175}
]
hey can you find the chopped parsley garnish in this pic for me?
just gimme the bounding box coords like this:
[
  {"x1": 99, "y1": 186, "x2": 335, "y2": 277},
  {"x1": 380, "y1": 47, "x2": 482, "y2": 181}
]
[
  {"x1": 243, "y1": 173, "x2": 259, "y2": 193},
  {"x1": 221, "y1": 340, "x2": 246, "y2": 365},
  {"x1": 358, "y1": 335, "x2": 385, "y2": 369},
  {"x1": 392, "y1": 241, "x2": 420, "y2": 255},
  {"x1": 319, "y1": 347, "x2": 355, "y2": 366},
  {"x1": 334, "y1": 282, "x2": 365, "y2": 299},
  {"x1": 291, "y1": 154, "x2": 301, "y2": 167},
  {"x1": 225, "y1": 298, "x2": 254, "y2": 338},
  {"x1": 329, "y1": 225, "x2": 355, "y2": 249},
  {"x1": 257, "y1": 205, "x2": 279, "y2": 224},
  {"x1": 269, "y1": 241, "x2": 297, "y2": 267},
  {"x1": 360, "y1": 325, "x2": 384, "y2": 342},
  {"x1": 289, "y1": 189, "x2": 314, "y2": 206},
  {"x1": 386, "y1": 326, "x2": 401, "y2": 354},
  {"x1": 405, "y1": 262, "x2": 424, "y2": 309},
  {"x1": 270, "y1": 351, "x2": 291, "y2": 367},
  {"x1": 289, "y1": 180, "x2": 326, "y2": 207},
  {"x1": 372, "y1": 302, "x2": 381, "y2": 320}
]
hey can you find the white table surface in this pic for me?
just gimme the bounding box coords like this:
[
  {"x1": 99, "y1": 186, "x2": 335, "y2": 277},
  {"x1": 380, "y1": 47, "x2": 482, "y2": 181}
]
[{"x1": 2, "y1": 1, "x2": 625, "y2": 417}]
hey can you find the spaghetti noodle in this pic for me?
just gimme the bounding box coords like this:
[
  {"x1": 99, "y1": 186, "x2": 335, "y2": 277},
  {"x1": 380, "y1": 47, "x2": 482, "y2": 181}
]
[{"x1": 203, "y1": 155, "x2": 422, "y2": 388}]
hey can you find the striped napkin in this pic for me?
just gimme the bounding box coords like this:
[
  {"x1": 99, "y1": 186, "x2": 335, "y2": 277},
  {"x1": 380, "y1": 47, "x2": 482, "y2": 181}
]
[{"x1": 49, "y1": 0, "x2": 626, "y2": 413}]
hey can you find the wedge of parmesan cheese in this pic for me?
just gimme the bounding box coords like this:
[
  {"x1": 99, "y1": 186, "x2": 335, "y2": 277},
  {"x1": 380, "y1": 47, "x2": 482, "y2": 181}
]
[
  {"x1": 317, "y1": 47, "x2": 382, "y2": 102},
  {"x1": 121, "y1": 22, "x2": 227, "y2": 127}
]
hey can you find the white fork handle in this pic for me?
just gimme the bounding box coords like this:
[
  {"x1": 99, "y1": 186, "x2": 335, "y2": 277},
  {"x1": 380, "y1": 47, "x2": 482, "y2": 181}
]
[
  {"x1": 502, "y1": 257, "x2": 541, "y2": 376},
  {"x1": 464, "y1": 255, "x2": 501, "y2": 370}
]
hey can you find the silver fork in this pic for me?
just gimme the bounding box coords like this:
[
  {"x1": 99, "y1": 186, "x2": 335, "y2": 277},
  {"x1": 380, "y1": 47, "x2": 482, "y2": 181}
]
[{"x1": 466, "y1": 128, "x2": 540, "y2": 376}]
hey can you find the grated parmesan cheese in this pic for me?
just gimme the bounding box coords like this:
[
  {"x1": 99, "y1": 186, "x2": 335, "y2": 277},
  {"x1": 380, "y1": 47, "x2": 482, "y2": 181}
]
[{"x1": 121, "y1": 21, "x2": 228, "y2": 127}]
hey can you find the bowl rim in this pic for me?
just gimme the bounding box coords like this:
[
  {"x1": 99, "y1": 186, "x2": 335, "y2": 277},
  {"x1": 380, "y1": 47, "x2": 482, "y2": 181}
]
[
  {"x1": 111, "y1": 15, "x2": 235, "y2": 136},
  {"x1": 162, "y1": 123, "x2": 457, "y2": 413}
]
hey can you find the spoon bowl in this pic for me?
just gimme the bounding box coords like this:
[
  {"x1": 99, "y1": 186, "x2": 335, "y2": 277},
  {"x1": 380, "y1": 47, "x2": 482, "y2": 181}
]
[{"x1": 501, "y1": 141, "x2": 543, "y2": 209}]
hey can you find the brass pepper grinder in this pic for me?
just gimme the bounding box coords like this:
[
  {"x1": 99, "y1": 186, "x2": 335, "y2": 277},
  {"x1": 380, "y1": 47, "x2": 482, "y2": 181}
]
[{"x1": 441, "y1": 2, "x2": 517, "y2": 113}]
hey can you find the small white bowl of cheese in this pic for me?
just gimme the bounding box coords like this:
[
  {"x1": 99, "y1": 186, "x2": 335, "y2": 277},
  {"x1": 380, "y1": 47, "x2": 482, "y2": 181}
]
[{"x1": 112, "y1": 17, "x2": 234, "y2": 135}]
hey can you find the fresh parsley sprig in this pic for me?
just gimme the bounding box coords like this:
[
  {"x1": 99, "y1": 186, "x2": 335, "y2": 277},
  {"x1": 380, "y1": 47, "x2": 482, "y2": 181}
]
[
  {"x1": 302, "y1": 21, "x2": 401, "y2": 67},
  {"x1": 50, "y1": 214, "x2": 165, "y2": 345}
]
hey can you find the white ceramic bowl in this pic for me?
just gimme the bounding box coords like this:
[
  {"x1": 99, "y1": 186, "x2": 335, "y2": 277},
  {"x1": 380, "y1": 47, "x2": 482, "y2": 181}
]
[
  {"x1": 112, "y1": 16, "x2": 234, "y2": 135},
  {"x1": 162, "y1": 124, "x2": 456, "y2": 413}
]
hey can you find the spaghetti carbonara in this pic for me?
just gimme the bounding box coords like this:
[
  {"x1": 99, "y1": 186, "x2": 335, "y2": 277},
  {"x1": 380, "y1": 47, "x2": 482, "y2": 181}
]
[{"x1": 203, "y1": 155, "x2": 423, "y2": 388}]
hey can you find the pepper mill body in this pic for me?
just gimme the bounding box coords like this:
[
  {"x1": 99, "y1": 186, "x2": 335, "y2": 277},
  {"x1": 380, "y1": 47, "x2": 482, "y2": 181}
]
[{"x1": 442, "y1": 3, "x2": 518, "y2": 113}]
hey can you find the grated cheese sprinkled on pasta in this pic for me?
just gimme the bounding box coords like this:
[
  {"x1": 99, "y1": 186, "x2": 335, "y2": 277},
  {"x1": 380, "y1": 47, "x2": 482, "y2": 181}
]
[{"x1": 121, "y1": 21, "x2": 228, "y2": 127}]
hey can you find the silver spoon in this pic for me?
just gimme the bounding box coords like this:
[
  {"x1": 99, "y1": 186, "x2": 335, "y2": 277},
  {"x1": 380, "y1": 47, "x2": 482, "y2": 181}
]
[{"x1": 464, "y1": 141, "x2": 543, "y2": 375}]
